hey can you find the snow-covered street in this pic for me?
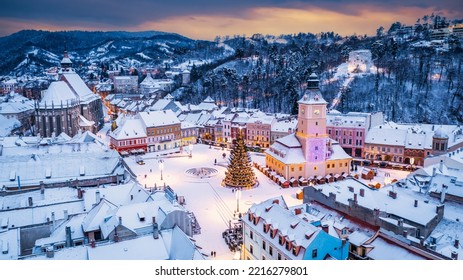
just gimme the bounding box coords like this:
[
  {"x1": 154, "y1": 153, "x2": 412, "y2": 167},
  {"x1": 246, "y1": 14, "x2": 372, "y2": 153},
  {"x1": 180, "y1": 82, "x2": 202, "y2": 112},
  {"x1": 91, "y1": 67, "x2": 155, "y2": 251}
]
[
  {"x1": 123, "y1": 144, "x2": 412, "y2": 260},
  {"x1": 124, "y1": 144, "x2": 303, "y2": 259}
]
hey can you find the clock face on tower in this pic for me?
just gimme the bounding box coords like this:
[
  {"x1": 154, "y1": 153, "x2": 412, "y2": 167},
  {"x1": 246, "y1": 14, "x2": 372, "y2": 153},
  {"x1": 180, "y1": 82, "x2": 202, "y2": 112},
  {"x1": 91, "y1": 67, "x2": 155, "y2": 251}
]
[{"x1": 314, "y1": 109, "x2": 320, "y2": 115}]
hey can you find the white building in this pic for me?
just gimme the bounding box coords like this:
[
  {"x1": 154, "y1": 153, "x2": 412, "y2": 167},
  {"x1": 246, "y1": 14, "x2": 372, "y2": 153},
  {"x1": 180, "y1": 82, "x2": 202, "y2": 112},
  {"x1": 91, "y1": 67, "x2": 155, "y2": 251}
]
[{"x1": 348, "y1": 50, "x2": 373, "y2": 73}]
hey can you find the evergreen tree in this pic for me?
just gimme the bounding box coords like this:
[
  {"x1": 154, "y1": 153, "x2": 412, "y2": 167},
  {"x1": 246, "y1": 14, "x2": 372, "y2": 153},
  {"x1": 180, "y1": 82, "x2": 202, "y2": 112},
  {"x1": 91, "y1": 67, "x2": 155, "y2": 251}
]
[{"x1": 223, "y1": 130, "x2": 257, "y2": 189}]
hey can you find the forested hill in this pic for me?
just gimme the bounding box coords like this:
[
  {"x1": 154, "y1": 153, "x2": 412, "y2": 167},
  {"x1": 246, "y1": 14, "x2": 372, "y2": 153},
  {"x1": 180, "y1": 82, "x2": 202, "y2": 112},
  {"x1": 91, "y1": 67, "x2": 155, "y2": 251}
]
[
  {"x1": 1, "y1": 14, "x2": 463, "y2": 125},
  {"x1": 180, "y1": 18, "x2": 463, "y2": 125}
]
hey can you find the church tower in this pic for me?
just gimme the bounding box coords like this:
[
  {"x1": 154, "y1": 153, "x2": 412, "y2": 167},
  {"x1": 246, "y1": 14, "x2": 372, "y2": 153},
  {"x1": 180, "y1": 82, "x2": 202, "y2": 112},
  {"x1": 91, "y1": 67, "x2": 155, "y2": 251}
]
[
  {"x1": 60, "y1": 51, "x2": 73, "y2": 72},
  {"x1": 296, "y1": 73, "x2": 329, "y2": 176}
]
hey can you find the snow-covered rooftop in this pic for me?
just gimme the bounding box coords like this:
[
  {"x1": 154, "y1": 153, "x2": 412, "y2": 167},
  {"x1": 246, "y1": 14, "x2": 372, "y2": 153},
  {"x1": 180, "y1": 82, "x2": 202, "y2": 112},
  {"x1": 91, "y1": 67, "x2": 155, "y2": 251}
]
[{"x1": 138, "y1": 110, "x2": 180, "y2": 127}]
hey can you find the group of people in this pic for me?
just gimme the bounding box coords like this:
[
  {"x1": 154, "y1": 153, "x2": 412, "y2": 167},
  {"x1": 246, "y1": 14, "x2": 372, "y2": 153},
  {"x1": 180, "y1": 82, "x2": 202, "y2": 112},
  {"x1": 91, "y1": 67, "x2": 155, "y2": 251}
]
[{"x1": 210, "y1": 251, "x2": 217, "y2": 258}]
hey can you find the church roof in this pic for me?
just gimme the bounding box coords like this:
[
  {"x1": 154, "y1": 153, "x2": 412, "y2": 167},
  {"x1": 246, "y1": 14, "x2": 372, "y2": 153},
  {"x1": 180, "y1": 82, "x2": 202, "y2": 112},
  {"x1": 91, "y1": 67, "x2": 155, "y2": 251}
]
[{"x1": 39, "y1": 81, "x2": 78, "y2": 108}]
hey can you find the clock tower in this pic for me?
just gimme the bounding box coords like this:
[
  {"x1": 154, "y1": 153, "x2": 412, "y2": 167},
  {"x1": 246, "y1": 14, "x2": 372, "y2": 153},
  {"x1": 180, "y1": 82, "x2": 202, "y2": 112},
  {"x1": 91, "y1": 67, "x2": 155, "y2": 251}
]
[{"x1": 296, "y1": 74, "x2": 329, "y2": 176}]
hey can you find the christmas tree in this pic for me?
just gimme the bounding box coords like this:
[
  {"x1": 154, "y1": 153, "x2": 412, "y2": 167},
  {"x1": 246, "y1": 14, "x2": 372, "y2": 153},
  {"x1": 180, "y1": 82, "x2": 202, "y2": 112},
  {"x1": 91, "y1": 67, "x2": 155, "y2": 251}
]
[{"x1": 223, "y1": 130, "x2": 257, "y2": 189}]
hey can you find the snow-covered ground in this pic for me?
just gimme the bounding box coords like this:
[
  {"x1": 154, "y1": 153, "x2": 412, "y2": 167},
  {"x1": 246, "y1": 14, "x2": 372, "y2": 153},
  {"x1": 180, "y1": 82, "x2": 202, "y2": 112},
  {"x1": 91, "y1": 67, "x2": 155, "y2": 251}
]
[
  {"x1": 123, "y1": 144, "x2": 417, "y2": 260},
  {"x1": 124, "y1": 144, "x2": 303, "y2": 259}
]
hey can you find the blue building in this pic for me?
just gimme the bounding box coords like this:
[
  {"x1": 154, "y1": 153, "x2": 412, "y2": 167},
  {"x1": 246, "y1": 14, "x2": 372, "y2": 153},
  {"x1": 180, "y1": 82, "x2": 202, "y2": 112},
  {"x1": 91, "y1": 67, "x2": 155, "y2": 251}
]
[{"x1": 241, "y1": 196, "x2": 349, "y2": 260}]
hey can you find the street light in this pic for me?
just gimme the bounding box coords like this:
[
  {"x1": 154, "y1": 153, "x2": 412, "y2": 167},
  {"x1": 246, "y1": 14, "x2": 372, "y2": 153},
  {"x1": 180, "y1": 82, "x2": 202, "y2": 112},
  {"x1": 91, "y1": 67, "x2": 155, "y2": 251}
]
[
  {"x1": 235, "y1": 189, "x2": 241, "y2": 213},
  {"x1": 158, "y1": 159, "x2": 164, "y2": 180},
  {"x1": 189, "y1": 143, "x2": 193, "y2": 158}
]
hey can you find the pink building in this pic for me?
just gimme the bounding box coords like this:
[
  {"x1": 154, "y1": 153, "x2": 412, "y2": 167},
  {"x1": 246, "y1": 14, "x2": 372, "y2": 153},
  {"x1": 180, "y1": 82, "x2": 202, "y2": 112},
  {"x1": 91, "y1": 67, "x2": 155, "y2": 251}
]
[{"x1": 326, "y1": 111, "x2": 383, "y2": 158}]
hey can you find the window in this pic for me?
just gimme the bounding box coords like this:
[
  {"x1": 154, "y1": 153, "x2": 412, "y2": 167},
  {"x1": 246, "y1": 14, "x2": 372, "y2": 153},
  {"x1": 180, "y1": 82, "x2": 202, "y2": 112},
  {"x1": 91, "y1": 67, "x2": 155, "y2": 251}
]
[
  {"x1": 312, "y1": 249, "x2": 318, "y2": 258},
  {"x1": 250, "y1": 230, "x2": 254, "y2": 240},
  {"x1": 278, "y1": 253, "x2": 282, "y2": 260},
  {"x1": 299, "y1": 166, "x2": 302, "y2": 171},
  {"x1": 262, "y1": 241, "x2": 267, "y2": 250},
  {"x1": 315, "y1": 122, "x2": 318, "y2": 126},
  {"x1": 250, "y1": 244, "x2": 254, "y2": 255},
  {"x1": 262, "y1": 255, "x2": 266, "y2": 260},
  {"x1": 279, "y1": 235, "x2": 284, "y2": 245},
  {"x1": 292, "y1": 246, "x2": 298, "y2": 256},
  {"x1": 291, "y1": 167, "x2": 294, "y2": 172},
  {"x1": 285, "y1": 241, "x2": 291, "y2": 251},
  {"x1": 269, "y1": 246, "x2": 273, "y2": 256},
  {"x1": 327, "y1": 164, "x2": 330, "y2": 169}
]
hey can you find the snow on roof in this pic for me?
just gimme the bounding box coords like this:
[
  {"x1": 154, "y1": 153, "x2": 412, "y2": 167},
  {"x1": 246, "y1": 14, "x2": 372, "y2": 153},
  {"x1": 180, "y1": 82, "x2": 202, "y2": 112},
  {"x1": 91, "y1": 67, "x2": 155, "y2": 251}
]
[
  {"x1": 150, "y1": 99, "x2": 176, "y2": 111},
  {"x1": 109, "y1": 117, "x2": 147, "y2": 140},
  {"x1": 275, "y1": 133, "x2": 301, "y2": 148},
  {"x1": 328, "y1": 141, "x2": 352, "y2": 161},
  {"x1": 366, "y1": 125, "x2": 407, "y2": 146},
  {"x1": 39, "y1": 81, "x2": 78, "y2": 108},
  {"x1": 246, "y1": 115, "x2": 274, "y2": 125},
  {"x1": 0, "y1": 98, "x2": 34, "y2": 115},
  {"x1": 138, "y1": 110, "x2": 180, "y2": 127},
  {"x1": 62, "y1": 73, "x2": 99, "y2": 103},
  {"x1": 35, "y1": 214, "x2": 86, "y2": 247},
  {"x1": 0, "y1": 146, "x2": 121, "y2": 189},
  {"x1": 82, "y1": 199, "x2": 118, "y2": 232},
  {"x1": 266, "y1": 134, "x2": 306, "y2": 164},
  {"x1": 0, "y1": 228, "x2": 20, "y2": 260},
  {"x1": 271, "y1": 119, "x2": 297, "y2": 133},
  {"x1": 79, "y1": 115, "x2": 95, "y2": 127},
  {"x1": 347, "y1": 230, "x2": 373, "y2": 246},
  {"x1": 246, "y1": 197, "x2": 321, "y2": 255},
  {"x1": 0, "y1": 115, "x2": 20, "y2": 136},
  {"x1": 366, "y1": 235, "x2": 427, "y2": 260},
  {"x1": 326, "y1": 112, "x2": 368, "y2": 128},
  {"x1": 88, "y1": 234, "x2": 170, "y2": 260},
  {"x1": 311, "y1": 178, "x2": 439, "y2": 225},
  {"x1": 163, "y1": 226, "x2": 205, "y2": 260}
]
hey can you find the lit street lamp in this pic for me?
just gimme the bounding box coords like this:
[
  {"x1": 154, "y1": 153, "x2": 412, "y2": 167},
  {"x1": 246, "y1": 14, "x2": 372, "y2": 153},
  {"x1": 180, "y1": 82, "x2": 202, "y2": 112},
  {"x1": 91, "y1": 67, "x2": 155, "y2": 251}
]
[
  {"x1": 235, "y1": 189, "x2": 241, "y2": 213},
  {"x1": 158, "y1": 159, "x2": 164, "y2": 180}
]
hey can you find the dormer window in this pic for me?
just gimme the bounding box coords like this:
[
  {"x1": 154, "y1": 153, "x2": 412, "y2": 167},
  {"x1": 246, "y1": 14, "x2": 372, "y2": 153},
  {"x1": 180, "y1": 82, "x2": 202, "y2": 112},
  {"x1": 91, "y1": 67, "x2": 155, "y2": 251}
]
[{"x1": 279, "y1": 235, "x2": 285, "y2": 245}]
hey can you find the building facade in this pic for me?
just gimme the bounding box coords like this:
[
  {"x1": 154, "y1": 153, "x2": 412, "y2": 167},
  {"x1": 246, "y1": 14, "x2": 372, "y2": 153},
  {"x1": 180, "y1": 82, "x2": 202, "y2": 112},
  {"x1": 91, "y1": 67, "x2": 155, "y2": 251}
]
[{"x1": 265, "y1": 74, "x2": 352, "y2": 180}]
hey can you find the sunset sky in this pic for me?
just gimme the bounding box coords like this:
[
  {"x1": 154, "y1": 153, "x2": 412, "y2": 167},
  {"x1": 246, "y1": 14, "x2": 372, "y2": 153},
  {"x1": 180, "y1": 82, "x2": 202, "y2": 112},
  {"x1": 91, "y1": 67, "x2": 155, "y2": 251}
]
[{"x1": 1, "y1": 0, "x2": 462, "y2": 40}]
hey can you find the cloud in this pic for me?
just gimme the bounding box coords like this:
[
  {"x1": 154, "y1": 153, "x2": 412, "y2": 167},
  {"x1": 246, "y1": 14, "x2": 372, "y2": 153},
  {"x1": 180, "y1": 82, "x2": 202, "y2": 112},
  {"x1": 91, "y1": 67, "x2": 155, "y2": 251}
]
[{"x1": 0, "y1": 0, "x2": 461, "y2": 38}]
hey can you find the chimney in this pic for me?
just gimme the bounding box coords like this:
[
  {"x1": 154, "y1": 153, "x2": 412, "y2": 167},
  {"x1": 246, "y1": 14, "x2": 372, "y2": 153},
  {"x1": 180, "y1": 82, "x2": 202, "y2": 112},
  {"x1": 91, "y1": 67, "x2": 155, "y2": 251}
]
[
  {"x1": 77, "y1": 187, "x2": 83, "y2": 199},
  {"x1": 321, "y1": 224, "x2": 329, "y2": 234},
  {"x1": 389, "y1": 190, "x2": 397, "y2": 199},
  {"x1": 51, "y1": 212, "x2": 56, "y2": 231},
  {"x1": 63, "y1": 209, "x2": 69, "y2": 220},
  {"x1": 397, "y1": 219, "x2": 403, "y2": 228},
  {"x1": 153, "y1": 222, "x2": 159, "y2": 239},
  {"x1": 359, "y1": 188, "x2": 365, "y2": 197},
  {"x1": 353, "y1": 193, "x2": 358, "y2": 202},
  {"x1": 455, "y1": 238, "x2": 460, "y2": 249},
  {"x1": 451, "y1": 251, "x2": 458, "y2": 260},
  {"x1": 439, "y1": 160, "x2": 444, "y2": 173},
  {"x1": 402, "y1": 230, "x2": 408, "y2": 238},
  {"x1": 295, "y1": 208, "x2": 302, "y2": 215},
  {"x1": 414, "y1": 200, "x2": 418, "y2": 207},
  {"x1": 95, "y1": 190, "x2": 101, "y2": 204},
  {"x1": 118, "y1": 216, "x2": 122, "y2": 225},
  {"x1": 441, "y1": 184, "x2": 448, "y2": 203},
  {"x1": 28, "y1": 197, "x2": 33, "y2": 207},
  {"x1": 65, "y1": 226, "x2": 72, "y2": 247},
  {"x1": 432, "y1": 167, "x2": 436, "y2": 177},
  {"x1": 40, "y1": 183, "x2": 45, "y2": 195},
  {"x1": 46, "y1": 246, "x2": 54, "y2": 258},
  {"x1": 348, "y1": 186, "x2": 354, "y2": 192}
]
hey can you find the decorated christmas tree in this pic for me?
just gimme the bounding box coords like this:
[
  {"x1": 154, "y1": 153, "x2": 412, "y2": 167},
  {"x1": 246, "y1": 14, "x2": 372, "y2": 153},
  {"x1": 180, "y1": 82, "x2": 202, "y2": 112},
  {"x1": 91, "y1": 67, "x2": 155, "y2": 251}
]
[{"x1": 223, "y1": 130, "x2": 257, "y2": 189}]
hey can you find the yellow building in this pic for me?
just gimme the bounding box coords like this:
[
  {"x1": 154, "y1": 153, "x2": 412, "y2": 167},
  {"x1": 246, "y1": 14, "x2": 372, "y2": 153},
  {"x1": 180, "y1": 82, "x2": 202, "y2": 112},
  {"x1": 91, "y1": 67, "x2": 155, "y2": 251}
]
[{"x1": 265, "y1": 74, "x2": 351, "y2": 181}]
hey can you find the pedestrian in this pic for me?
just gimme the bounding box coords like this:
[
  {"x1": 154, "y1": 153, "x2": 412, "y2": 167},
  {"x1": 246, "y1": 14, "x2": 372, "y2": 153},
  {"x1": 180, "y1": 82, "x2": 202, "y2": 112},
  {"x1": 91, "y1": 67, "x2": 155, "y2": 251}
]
[
  {"x1": 211, "y1": 251, "x2": 214, "y2": 257},
  {"x1": 213, "y1": 251, "x2": 216, "y2": 257},
  {"x1": 150, "y1": 169, "x2": 152, "y2": 172}
]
